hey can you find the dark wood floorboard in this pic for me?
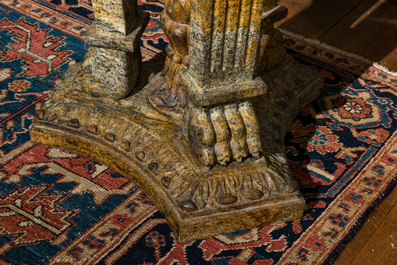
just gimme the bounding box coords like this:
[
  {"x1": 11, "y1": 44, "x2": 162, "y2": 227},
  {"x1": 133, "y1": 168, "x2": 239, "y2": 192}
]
[
  {"x1": 277, "y1": 0, "x2": 366, "y2": 39},
  {"x1": 277, "y1": 0, "x2": 397, "y2": 71},
  {"x1": 319, "y1": 0, "x2": 397, "y2": 71},
  {"x1": 276, "y1": 0, "x2": 397, "y2": 263},
  {"x1": 334, "y1": 186, "x2": 397, "y2": 264}
]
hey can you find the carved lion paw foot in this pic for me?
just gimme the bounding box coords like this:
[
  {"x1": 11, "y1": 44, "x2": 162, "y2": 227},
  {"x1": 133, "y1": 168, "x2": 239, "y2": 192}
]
[{"x1": 188, "y1": 100, "x2": 262, "y2": 166}]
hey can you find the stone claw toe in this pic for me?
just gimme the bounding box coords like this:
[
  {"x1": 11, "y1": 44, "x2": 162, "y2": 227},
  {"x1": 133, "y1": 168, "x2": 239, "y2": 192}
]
[{"x1": 188, "y1": 100, "x2": 262, "y2": 166}]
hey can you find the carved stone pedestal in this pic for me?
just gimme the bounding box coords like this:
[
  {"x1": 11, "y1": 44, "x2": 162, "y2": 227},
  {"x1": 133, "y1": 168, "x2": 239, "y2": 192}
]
[
  {"x1": 30, "y1": 56, "x2": 322, "y2": 242},
  {"x1": 29, "y1": 0, "x2": 323, "y2": 242}
]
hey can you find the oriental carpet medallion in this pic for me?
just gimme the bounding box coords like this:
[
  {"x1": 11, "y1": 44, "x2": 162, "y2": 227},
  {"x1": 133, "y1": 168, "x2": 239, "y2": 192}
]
[{"x1": 1, "y1": 0, "x2": 397, "y2": 264}]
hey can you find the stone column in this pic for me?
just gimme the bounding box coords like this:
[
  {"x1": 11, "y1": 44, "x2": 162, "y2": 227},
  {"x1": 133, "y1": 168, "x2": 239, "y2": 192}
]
[
  {"x1": 178, "y1": 0, "x2": 267, "y2": 166},
  {"x1": 75, "y1": 0, "x2": 149, "y2": 99}
]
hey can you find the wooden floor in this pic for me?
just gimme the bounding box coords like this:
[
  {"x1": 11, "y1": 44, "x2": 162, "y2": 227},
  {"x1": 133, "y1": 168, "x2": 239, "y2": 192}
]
[{"x1": 276, "y1": 0, "x2": 397, "y2": 263}]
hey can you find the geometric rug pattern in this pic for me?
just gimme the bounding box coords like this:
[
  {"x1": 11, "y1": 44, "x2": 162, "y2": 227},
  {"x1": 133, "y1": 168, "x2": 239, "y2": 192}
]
[{"x1": 1, "y1": 0, "x2": 397, "y2": 264}]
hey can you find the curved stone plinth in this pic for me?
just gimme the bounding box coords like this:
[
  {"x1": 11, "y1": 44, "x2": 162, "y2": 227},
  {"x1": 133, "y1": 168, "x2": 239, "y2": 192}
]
[{"x1": 29, "y1": 56, "x2": 322, "y2": 242}]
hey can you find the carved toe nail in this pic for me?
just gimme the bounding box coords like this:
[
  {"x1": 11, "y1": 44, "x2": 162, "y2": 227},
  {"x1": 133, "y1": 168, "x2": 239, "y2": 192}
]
[
  {"x1": 148, "y1": 72, "x2": 155, "y2": 83},
  {"x1": 104, "y1": 133, "x2": 115, "y2": 142},
  {"x1": 67, "y1": 119, "x2": 80, "y2": 128},
  {"x1": 219, "y1": 160, "x2": 228, "y2": 166},
  {"x1": 87, "y1": 125, "x2": 98, "y2": 135},
  {"x1": 173, "y1": 53, "x2": 182, "y2": 64},
  {"x1": 217, "y1": 193, "x2": 237, "y2": 205},
  {"x1": 120, "y1": 141, "x2": 131, "y2": 151},
  {"x1": 236, "y1": 156, "x2": 243, "y2": 163},
  {"x1": 245, "y1": 189, "x2": 264, "y2": 200},
  {"x1": 182, "y1": 56, "x2": 189, "y2": 67},
  {"x1": 148, "y1": 162, "x2": 158, "y2": 174},
  {"x1": 36, "y1": 109, "x2": 45, "y2": 120},
  {"x1": 198, "y1": 148, "x2": 216, "y2": 166},
  {"x1": 179, "y1": 199, "x2": 198, "y2": 212},
  {"x1": 161, "y1": 176, "x2": 171, "y2": 188},
  {"x1": 252, "y1": 152, "x2": 260, "y2": 159},
  {"x1": 135, "y1": 151, "x2": 145, "y2": 161},
  {"x1": 165, "y1": 44, "x2": 174, "y2": 58}
]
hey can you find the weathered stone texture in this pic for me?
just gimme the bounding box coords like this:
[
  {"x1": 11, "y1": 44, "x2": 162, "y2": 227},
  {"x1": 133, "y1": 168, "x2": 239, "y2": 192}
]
[
  {"x1": 256, "y1": 4, "x2": 288, "y2": 73},
  {"x1": 30, "y1": 0, "x2": 324, "y2": 242},
  {"x1": 65, "y1": 0, "x2": 149, "y2": 99},
  {"x1": 92, "y1": 0, "x2": 139, "y2": 35},
  {"x1": 30, "y1": 55, "x2": 322, "y2": 242},
  {"x1": 188, "y1": 0, "x2": 264, "y2": 87},
  {"x1": 75, "y1": 47, "x2": 141, "y2": 99}
]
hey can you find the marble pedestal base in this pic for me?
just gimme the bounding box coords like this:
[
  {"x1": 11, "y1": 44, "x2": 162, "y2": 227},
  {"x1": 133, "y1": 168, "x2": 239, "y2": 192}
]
[{"x1": 30, "y1": 56, "x2": 323, "y2": 242}]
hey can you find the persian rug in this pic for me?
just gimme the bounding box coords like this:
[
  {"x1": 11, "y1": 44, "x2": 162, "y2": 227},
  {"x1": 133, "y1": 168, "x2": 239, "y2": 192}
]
[{"x1": 1, "y1": 0, "x2": 397, "y2": 264}]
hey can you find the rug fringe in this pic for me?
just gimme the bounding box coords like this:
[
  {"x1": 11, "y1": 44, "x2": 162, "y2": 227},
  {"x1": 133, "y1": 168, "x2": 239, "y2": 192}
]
[{"x1": 278, "y1": 28, "x2": 397, "y2": 77}]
